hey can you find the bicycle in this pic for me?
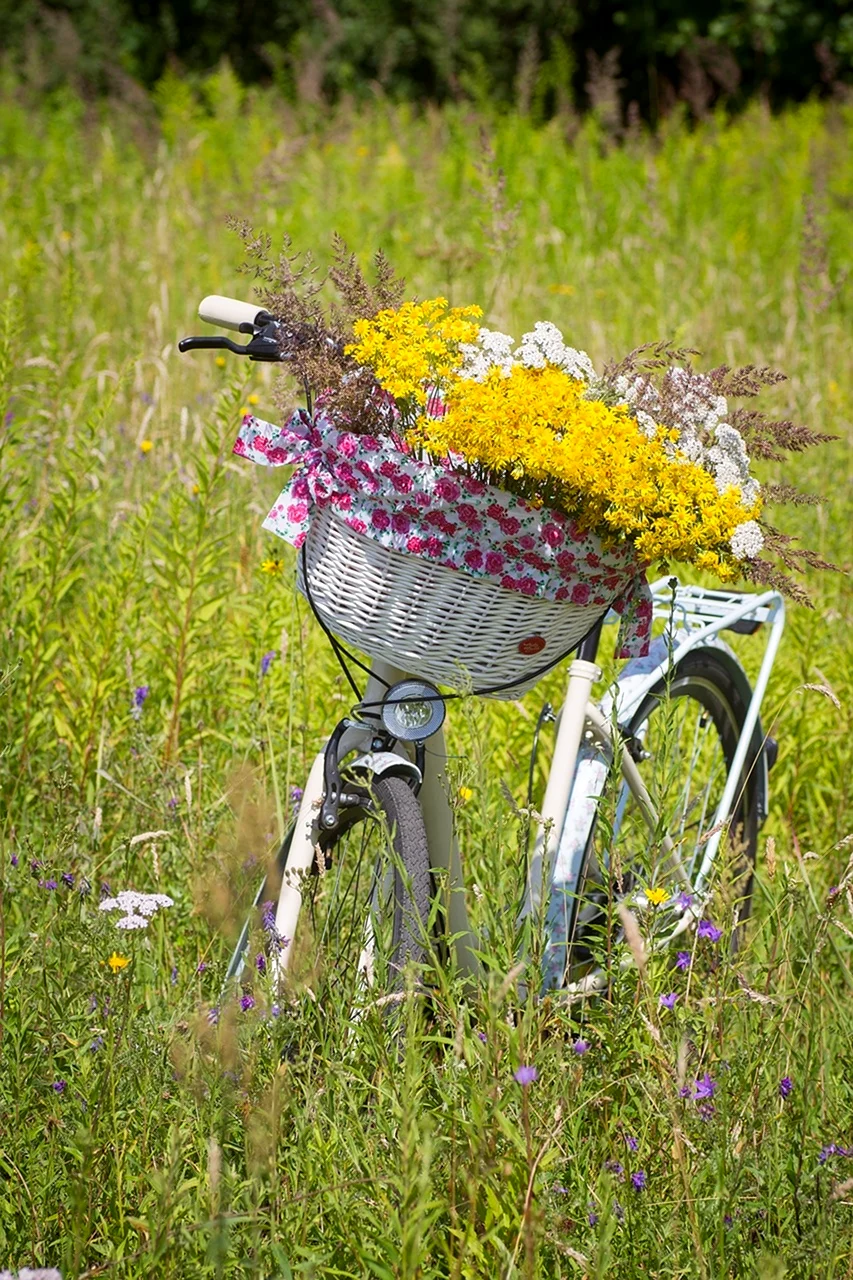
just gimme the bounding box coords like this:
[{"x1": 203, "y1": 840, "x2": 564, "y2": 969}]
[{"x1": 180, "y1": 295, "x2": 785, "y2": 1003}]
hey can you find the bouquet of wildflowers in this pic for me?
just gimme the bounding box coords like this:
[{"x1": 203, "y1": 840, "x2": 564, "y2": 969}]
[{"x1": 234, "y1": 228, "x2": 834, "y2": 601}]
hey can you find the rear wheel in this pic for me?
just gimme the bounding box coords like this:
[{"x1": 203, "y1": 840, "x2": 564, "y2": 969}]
[{"x1": 567, "y1": 649, "x2": 763, "y2": 977}]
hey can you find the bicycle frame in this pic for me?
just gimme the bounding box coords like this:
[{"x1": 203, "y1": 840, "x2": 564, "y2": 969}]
[{"x1": 268, "y1": 579, "x2": 784, "y2": 988}]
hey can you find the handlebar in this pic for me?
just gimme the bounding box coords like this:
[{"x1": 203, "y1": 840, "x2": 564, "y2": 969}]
[{"x1": 178, "y1": 294, "x2": 283, "y2": 362}]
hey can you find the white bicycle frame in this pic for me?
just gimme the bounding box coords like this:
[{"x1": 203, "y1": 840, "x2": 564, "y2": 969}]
[{"x1": 270, "y1": 579, "x2": 784, "y2": 987}]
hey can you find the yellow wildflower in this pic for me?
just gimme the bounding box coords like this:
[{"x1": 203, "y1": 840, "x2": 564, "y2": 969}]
[
  {"x1": 347, "y1": 297, "x2": 481, "y2": 405},
  {"x1": 215, "y1": 356, "x2": 226, "y2": 368},
  {"x1": 458, "y1": 786, "x2": 474, "y2": 803},
  {"x1": 261, "y1": 557, "x2": 284, "y2": 575},
  {"x1": 139, "y1": 439, "x2": 153, "y2": 454},
  {"x1": 247, "y1": 393, "x2": 260, "y2": 406},
  {"x1": 108, "y1": 952, "x2": 130, "y2": 973},
  {"x1": 239, "y1": 405, "x2": 250, "y2": 417},
  {"x1": 645, "y1": 886, "x2": 670, "y2": 906}
]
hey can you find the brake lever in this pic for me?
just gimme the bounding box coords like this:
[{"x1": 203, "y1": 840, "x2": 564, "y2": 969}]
[{"x1": 178, "y1": 334, "x2": 284, "y2": 362}]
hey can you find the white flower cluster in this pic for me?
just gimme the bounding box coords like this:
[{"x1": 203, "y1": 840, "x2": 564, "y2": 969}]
[
  {"x1": 99, "y1": 889, "x2": 174, "y2": 931},
  {"x1": 458, "y1": 321, "x2": 596, "y2": 385},
  {"x1": 1, "y1": 1271, "x2": 63, "y2": 1280},
  {"x1": 730, "y1": 519, "x2": 765, "y2": 560}
]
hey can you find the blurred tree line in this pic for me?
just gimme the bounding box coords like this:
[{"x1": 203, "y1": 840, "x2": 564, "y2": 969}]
[{"x1": 3, "y1": 0, "x2": 852, "y2": 121}]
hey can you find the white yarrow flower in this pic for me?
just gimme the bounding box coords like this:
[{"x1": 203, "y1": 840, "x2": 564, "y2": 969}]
[
  {"x1": 99, "y1": 887, "x2": 174, "y2": 930},
  {"x1": 115, "y1": 914, "x2": 150, "y2": 931},
  {"x1": 730, "y1": 520, "x2": 764, "y2": 560}
]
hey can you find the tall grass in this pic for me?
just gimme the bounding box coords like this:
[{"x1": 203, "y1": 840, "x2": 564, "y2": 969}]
[{"x1": 0, "y1": 71, "x2": 851, "y2": 1276}]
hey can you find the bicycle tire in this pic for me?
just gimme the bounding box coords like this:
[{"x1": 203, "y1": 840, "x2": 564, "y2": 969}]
[
  {"x1": 280, "y1": 774, "x2": 431, "y2": 1000},
  {"x1": 565, "y1": 647, "x2": 763, "y2": 977}
]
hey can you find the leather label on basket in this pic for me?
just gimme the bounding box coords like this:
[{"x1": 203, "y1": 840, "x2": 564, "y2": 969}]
[{"x1": 518, "y1": 634, "x2": 547, "y2": 655}]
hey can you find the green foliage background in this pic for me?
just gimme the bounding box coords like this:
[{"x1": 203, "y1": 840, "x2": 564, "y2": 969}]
[
  {"x1": 4, "y1": 0, "x2": 853, "y2": 120},
  {"x1": 0, "y1": 71, "x2": 851, "y2": 1276}
]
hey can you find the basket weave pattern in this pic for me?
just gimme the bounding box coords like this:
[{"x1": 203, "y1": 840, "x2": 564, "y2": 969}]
[{"x1": 299, "y1": 507, "x2": 606, "y2": 696}]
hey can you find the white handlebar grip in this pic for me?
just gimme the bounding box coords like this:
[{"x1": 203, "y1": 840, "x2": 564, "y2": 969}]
[{"x1": 198, "y1": 295, "x2": 265, "y2": 332}]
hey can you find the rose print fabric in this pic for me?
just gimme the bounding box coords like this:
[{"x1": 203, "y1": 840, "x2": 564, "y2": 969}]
[{"x1": 234, "y1": 409, "x2": 653, "y2": 658}]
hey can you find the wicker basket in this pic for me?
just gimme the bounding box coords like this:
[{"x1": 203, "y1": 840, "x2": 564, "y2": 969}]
[{"x1": 297, "y1": 506, "x2": 607, "y2": 697}]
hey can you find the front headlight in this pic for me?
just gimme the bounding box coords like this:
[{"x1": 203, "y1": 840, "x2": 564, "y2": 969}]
[{"x1": 380, "y1": 680, "x2": 446, "y2": 742}]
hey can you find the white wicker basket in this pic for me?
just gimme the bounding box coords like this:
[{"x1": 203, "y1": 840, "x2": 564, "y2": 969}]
[{"x1": 297, "y1": 506, "x2": 607, "y2": 698}]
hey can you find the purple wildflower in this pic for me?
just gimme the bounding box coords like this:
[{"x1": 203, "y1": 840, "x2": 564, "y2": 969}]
[
  {"x1": 170, "y1": 965, "x2": 178, "y2": 986},
  {"x1": 660, "y1": 992, "x2": 679, "y2": 1010},
  {"x1": 676, "y1": 950, "x2": 692, "y2": 970},
  {"x1": 88, "y1": 995, "x2": 98, "y2": 1013},
  {"x1": 40, "y1": 878, "x2": 58, "y2": 891},
  {"x1": 100, "y1": 881, "x2": 112, "y2": 899},
  {"x1": 260, "y1": 650, "x2": 277, "y2": 677},
  {"x1": 693, "y1": 1073, "x2": 717, "y2": 1100},
  {"x1": 631, "y1": 1170, "x2": 647, "y2": 1191},
  {"x1": 614, "y1": 1201, "x2": 625, "y2": 1223},
  {"x1": 290, "y1": 785, "x2": 304, "y2": 807},
  {"x1": 240, "y1": 994, "x2": 255, "y2": 1012},
  {"x1": 514, "y1": 1065, "x2": 538, "y2": 1086},
  {"x1": 779, "y1": 1076, "x2": 794, "y2": 1099},
  {"x1": 255, "y1": 953, "x2": 267, "y2": 975},
  {"x1": 131, "y1": 685, "x2": 149, "y2": 720},
  {"x1": 604, "y1": 1161, "x2": 624, "y2": 1178},
  {"x1": 624, "y1": 1135, "x2": 638, "y2": 1152},
  {"x1": 698, "y1": 1102, "x2": 716, "y2": 1122},
  {"x1": 207, "y1": 1006, "x2": 220, "y2": 1026},
  {"x1": 677, "y1": 891, "x2": 694, "y2": 911},
  {"x1": 477, "y1": 1030, "x2": 487, "y2": 1043},
  {"x1": 30, "y1": 859, "x2": 43, "y2": 875},
  {"x1": 697, "y1": 919, "x2": 723, "y2": 943},
  {"x1": 10, "y1": 853, "x2": 18, "y2": 868},
  {"x1": 573, "y1": 1039, "x2": 589, "y2": 1056},
  {"x1": 588, "y1": 1211, "x2": 599, "y2": 1226},
  {"x1": 52, "y1": 1080, "x2": 66, "y2": 1094},
  {"x1": 61, "y1": 872, "x2": 74, "y2": 888},
  {"x1": 89, "y1": 1035, "x2": 105, "y2": 1052},
  {"x1": 167, "y1": 796, "x2": 179, "y2": 810},
  {"x1": 724, "y1": 1214, "x2": 733, "y2": 1229},
  {"x1": 270, "y1": 1003, "x2": 281, "y2": 1018},
  {"x1": 261, "y1": 900, "x2": 276, "y2": 933},
  {"x1": 678, "y1": 1085, "x2": 690, "y2": 1098},
  {"x1": 196, "y1": 961, "x2": 207, "y2": 974}
]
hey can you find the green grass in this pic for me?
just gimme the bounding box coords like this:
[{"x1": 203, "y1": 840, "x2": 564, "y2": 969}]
[{"x1": 0, "y1": 70, "x2": 852, "y2": 1277}]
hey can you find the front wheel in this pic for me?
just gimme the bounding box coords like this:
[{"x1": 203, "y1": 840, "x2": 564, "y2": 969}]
[
  {"x1": 565, "y1": 648, "x2": 764, "y2": 978},
  {"x1": 278, "y1": 774, "x2": 432, "y2": 1004}
]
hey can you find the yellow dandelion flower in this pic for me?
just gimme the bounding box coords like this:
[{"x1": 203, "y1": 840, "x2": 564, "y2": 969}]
[
  {"x1": 645, "y1": 886, "x2": 670, "y2": 906},
  {"x1": 108, "y1": 952, "x2": 130, "y2": 973},
  {"x1": 215, "y1": 356, "x2": 226, "y2": 368},
  {"x1": 139, "y1": 439, "x2": 153, "y2": 454},
  {"x1": 261, "y1": 557, "x2": 284, "y2": 575},
  {"x1": 247, "y1": 393, "x2": 260, "y2": 406}
]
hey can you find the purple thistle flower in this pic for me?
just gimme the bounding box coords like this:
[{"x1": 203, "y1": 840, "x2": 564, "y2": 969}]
[
  {"x1": 40, "y1": 878, "x2": 58, "y2": 891},
  {"x1": 693, "y1": 1072, "x2": 717, "y2": 1100},
  {"x1": 779, "y1": 1076, "x2": 793, "y2": 1099},
  {"x1": 697, "y1": 919, "x2": 723, "y2": 943},
  {"x1": 10, "y1": 853, "x2": 18, "y2": 868},
  {"x1": 676, "y1": 950, "x2": 692, "y2": 970},
  {"x1": 573, "y1": 1039, "x2": 589, "y2": 1056},
  {"x1": 631, "y1": 1170, "x2": 647, "y2": 1191},
  {"x1": 624, "y1": 1135, "x2": 638, "y2": 1152},
  {"x1": 255, "y1": 952, "x2": 267, "y2": 974},
  {"x1": 660, "y1": 992, "x2": 679, "y2": 1010},
  {"x1": 52, "y1": 1080, "x2": 66, "y2": 1094},
  {"x1": 61, "y1": 872, "x2": 74, "y2": 888},
  {"x1": 240, "y1": 994, "x2": 256, "y2": 1012},
  {"x1": 260, "y1": 650, "x2": 277, "y2": 677},
  {"x1": 514, "y1": 1065, "x2": 538, "y2": 1086}
]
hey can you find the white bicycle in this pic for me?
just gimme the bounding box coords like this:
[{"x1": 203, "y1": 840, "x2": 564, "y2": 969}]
[{"x1": 180, "y1": 296, "x2": 784, "y2": 1001}]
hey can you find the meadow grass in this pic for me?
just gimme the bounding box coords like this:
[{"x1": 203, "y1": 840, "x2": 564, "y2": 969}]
[{"x1": 0, "y1": 70, "x2": 852, "y2": 1277}]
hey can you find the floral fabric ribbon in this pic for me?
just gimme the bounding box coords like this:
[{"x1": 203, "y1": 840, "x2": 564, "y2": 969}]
[{"x1": 234, "y1": 409, "x2": 653, "y2": 658}]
